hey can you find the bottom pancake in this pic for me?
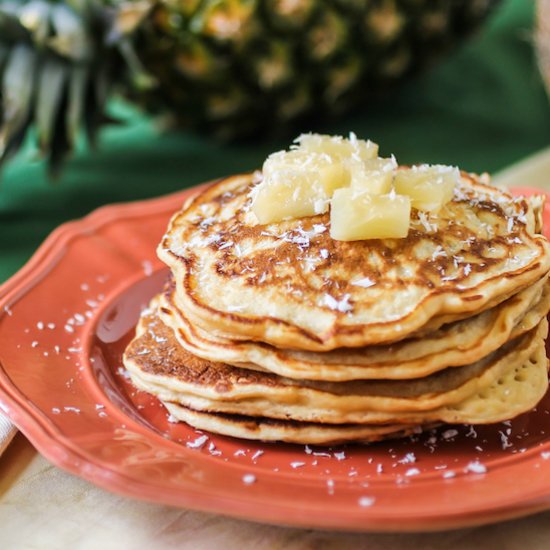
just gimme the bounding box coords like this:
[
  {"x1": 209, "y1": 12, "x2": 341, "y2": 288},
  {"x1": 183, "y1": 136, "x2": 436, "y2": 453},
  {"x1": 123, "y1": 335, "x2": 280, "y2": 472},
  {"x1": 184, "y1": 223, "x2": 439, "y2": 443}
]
[{"x1": 163, "y1": 402, "x2": 434, "y2": 445}]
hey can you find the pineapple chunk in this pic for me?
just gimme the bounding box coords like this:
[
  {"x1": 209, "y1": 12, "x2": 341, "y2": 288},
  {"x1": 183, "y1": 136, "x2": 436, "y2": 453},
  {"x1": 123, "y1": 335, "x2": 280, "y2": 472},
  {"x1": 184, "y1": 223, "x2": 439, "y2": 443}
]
[
  {"x1": 394, "y1": 164, "x2": 459, "y2": 212},
  {"x1": 251, "y1": 175, "x2": 326, "y2": 224},
  {"x1": 296, "y1": 132, "x2": 379, "y2": 163},
  {"x1": 263, "y1": 149, "x2": 350, "y2": 195},
  {"x1": 330, "y1": 188, "x2": 411, "y2": 241},
  {"x1": 252, "y1": 149, "x2": 345, "y2": 224},
  {"x1": 349, "y1": 157, "x2": 396, "y2": 195},
  {"x1": 320, "y1": 163, "x2": 351, "y2": 194}
]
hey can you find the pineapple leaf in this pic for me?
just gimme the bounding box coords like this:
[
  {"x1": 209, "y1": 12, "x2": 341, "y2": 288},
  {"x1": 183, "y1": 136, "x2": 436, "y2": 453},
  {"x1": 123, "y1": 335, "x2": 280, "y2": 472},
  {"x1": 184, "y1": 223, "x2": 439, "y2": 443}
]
[
  {"x1": 109, "y1": 3, "x2": 157, "y2": 91},
  {"x1": 36, "y1": 57, "x2": 68, "y2": 153},
  {"x1": 118, "y1": 38, "x2": 157, "y2": 90},
  {"x1": 48, "y1": 85, "x2": 71, "y2": 180},
  {"x1": 49, "y1": 3, "x2": 93, "y2": 61},
  {"x1": 19, "y1": 0, "x2": 52, "y2": 46},
  {"x1": 66, "y1": 64, "x2": 88, "y2": 148},
  {"x1": 0, "y1": 44, "x2": 37, "y2": 161}
]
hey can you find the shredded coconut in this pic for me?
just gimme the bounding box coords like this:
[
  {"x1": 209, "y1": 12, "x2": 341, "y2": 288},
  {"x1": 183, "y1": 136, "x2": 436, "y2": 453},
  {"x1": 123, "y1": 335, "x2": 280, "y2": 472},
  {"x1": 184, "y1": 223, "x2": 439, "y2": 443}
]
[
  {"x1": 398, "y1": 452, "x2": 416, "y2": 464},
  {"x1": 199, "y1": 217, "x2": 216, "y2": 229},
  {"x1": 227, "y1": 305, "x2": 246, "y2": 313},
  {"x1": 322, "y1": 293, "x2": 353, "y2": 313},
  {"x1": 186, "y1": 435, "x2": 209, "y2": 449},
  {"x1": 242, "y1": 474, "x2": 256, "y2": 485},
  {"x1": 251, "y1": 450, "x2": 264, "y2": 461},
  {"x1": 431, "y1": 246, "x2": 446, "y2": 260},
  {"x1": 465, "y1": 425, "x2": 478, "y2": 439},
  {"x1": 116, "y1": 367, "x2": 131, "y2": 380},
  {"x1": 358, "y1": 496, "x2": 376, "y2": 507},
  {"x1": 141, "y1": 260, "x2": 154, "y2": 276},
  {"x1": 499, "y1": 430, "x2": 513, "y2": 450},
  {"x1": 441, "y1": 429, "x2": 458, "y2": 440},
  {"x1": 351, "y1": 277, "x2": 376, "y2": 288},
  {"x1": 208, "y1": 442, "x2": 222, "y2": 456},
  {"x1": 466, "y1": 461, "x2": 487, "y2": 474},
  {"x1": 417, "y1": 211, "x2": 437, "y2": 233}
]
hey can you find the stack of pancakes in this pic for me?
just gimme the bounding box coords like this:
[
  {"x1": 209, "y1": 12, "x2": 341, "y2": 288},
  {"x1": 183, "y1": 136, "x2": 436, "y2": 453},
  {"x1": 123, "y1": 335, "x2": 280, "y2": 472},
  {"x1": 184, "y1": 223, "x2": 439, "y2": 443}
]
[{"x1": 124, "y1": 173, "x2": 550, "y2": 445}]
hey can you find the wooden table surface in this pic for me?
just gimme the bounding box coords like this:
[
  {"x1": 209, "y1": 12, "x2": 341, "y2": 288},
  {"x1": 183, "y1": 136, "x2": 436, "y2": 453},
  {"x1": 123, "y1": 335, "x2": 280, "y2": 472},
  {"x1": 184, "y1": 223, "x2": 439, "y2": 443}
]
[{"x1": 1, "y1": 432, "x2": 550, "y2": 550}]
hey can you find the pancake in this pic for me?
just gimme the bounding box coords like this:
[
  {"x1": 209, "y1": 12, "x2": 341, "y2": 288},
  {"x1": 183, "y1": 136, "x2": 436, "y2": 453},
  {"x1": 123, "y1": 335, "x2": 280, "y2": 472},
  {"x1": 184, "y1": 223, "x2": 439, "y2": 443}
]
[
  {"x1": 158, "y1": 173, "x2": 550, "y2": 351},
  {"x1": 123, "y1": 302, "x2": 548, "y2": 424},
  {"x1": 437, "y1": 339, "x2": 549, "y2": 424},
  {"x1": 158, "y1": 277, "x2": 550, "y2": 381},
  {"x1": 163, "y1": 403, "x2": 433, "y2": 445}
]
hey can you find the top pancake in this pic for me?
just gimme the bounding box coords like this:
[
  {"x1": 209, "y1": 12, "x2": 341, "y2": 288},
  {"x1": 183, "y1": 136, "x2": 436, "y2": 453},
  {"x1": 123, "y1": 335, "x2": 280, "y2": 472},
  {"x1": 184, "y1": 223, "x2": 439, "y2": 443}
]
[{"x1": 159, "y1": 173, "x2": 550, "y2": 351}]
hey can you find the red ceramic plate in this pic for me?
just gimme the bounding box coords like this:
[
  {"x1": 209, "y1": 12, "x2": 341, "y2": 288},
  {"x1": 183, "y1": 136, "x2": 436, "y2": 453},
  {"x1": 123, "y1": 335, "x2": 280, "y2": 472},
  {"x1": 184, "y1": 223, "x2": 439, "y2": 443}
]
[{"x1": 2, "y1": 183, "x2": 550, "y2": 533}]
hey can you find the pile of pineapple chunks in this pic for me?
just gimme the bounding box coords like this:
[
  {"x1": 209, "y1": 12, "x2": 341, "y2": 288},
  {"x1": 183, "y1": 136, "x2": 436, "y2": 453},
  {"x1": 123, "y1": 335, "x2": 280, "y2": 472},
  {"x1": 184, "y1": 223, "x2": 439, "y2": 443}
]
[{"x1": 251, "y1": 133, "x2": 460, "y2": 241}]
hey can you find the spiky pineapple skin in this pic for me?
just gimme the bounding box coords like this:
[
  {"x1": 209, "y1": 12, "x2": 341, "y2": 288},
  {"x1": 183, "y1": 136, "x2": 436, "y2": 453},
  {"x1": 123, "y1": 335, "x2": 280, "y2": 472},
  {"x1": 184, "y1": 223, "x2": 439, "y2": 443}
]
[{"x1": 131, "y1": 0, "x2": 499, "y2": 138}]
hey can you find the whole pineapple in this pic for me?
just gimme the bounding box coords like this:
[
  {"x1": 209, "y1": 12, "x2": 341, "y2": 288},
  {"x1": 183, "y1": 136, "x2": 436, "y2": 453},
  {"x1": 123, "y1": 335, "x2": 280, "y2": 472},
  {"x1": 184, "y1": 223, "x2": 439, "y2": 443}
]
[{"x1": 0, "y1": 0, "x2": 499, "y2": 176}]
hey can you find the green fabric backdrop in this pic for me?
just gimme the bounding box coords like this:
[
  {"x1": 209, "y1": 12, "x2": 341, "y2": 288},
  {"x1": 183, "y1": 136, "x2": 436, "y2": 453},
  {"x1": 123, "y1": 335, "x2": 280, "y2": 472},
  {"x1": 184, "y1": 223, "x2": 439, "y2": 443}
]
[{"x1": 1, "y1": 0, "x2": 549, "y2": 283}]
